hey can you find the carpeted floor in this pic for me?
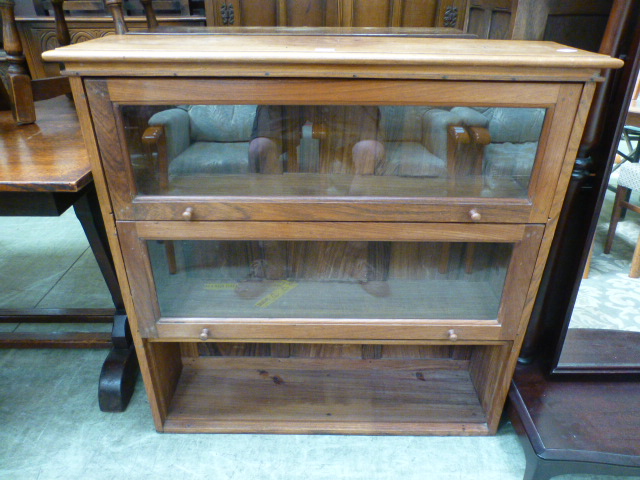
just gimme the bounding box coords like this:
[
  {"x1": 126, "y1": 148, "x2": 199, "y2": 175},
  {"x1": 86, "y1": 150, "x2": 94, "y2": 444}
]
[{"x1": 571, "y1": 187, "x2": 640, "y2": 332}]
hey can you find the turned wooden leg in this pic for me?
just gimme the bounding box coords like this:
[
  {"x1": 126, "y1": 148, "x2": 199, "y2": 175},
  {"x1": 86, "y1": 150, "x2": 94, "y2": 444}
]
[
  {"x1": 51, "y1": 0, "x2": 70, "y2": 46},
  {"x1": 604, "y1": 185, "x2": 629, "y2": 254},
  {"x1": 0, "y1": 0, "x2": 36, "y2": 124},
  {"x1": 630, "y1": 231, "x2": 640, "y2": 278},
  {"x1": 140, "y1": 0, "x2": 159, "y2": 29},
  {"x1": 74, "y1": 185, "x2": 139, "y2": 412},
  {"x1": 105, "y1": 0, "x2": 128, "y2": 35}
]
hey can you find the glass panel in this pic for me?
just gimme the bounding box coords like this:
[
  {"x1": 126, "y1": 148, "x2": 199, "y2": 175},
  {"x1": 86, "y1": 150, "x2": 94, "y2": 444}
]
[
  {"x1": 558, "y1": 128, "x2": 640, "y2": 371},
  {"x1": 147, "y1": 240, "x2": 514, "y2": 319},
  {"x1": 122, "y1": 104, "x2": 546, "y2": 199}
]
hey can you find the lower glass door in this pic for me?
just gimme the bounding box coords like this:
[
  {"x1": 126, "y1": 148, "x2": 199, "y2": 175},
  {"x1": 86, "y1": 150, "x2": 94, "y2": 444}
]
[
  {"x1": 147, "y1": 239, "x2": 512, "y2": 320},
  {"x1": 117, "y1": 221, "x2": 543, "y2": 340}
]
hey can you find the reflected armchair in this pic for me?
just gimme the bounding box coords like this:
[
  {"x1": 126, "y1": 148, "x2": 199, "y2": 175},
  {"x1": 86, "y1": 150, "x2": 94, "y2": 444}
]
[
  {"x1": 425, "y1": 106, "x2": 546, "y2": 188},
  {"x1": 142, "y1": 104, "x2": 257, "y2": 189}
]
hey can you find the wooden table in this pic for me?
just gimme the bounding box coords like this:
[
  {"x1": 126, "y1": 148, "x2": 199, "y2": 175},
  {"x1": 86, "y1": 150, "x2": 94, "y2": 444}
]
[{"x1": 0, "y1": 95, "x2": 138, "y2": 412}]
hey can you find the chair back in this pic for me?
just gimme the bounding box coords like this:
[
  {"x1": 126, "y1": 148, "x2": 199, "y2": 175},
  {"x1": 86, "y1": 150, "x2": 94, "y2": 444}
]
[
  {"x1": 1, "y1": 0, "x2": 71, "y2": 124},
  {"x1": 187, "y1": 105, "x2": 256, "y2": 143},
  {"x1": 105, "y1": 0, "x2": 161, "y2": 32}
]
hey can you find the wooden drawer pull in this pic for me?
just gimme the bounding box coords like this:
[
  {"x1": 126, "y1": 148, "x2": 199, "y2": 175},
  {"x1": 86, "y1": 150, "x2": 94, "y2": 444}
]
[
  {"x1": 182, "y1": 207, "x2": 194, "y2": 221},
  {"x1": 448, "y1": 329, "x2": 458, "y2": 341},
  {"x1": 199, "y1": 328, "x2": 209, "y2": 341},
  {"x1": 469, "y1": 209, "x2": 481, "y2": 222}
]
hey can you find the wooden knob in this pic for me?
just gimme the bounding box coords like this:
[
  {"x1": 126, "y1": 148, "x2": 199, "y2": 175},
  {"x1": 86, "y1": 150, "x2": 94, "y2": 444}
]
[
  {"x1": 182, "y1": 207, "x2": 193, "y2": 221},
  {"x1": 469, "y1": 209, "x2": 481, "y2": 222},
  {"x1": 448, "y1": 329, "x2": 458, "y2": 341},
  {"x1": 199, "y1": 328, "x2": 209, "y2": 341}
]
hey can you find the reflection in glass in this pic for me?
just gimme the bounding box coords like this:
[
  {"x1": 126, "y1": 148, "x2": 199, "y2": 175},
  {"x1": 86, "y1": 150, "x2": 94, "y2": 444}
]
[
  {"x1": 121, "y1": 104, "x2": 546, "y2": 199},
  {"x1": 147, "y1": 240, "x2": 513, "y2": 320}
]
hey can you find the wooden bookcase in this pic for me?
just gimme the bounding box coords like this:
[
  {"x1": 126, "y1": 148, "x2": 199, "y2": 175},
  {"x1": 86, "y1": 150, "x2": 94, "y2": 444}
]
[{"x1": 44, "y1": 31, "x2": 621, "y2": 435}]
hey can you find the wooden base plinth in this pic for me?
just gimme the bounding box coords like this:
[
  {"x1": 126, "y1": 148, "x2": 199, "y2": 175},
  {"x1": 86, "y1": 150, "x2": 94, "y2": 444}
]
[{"x1": 508, "y1": 360, "x2": 640, "y2": 480}]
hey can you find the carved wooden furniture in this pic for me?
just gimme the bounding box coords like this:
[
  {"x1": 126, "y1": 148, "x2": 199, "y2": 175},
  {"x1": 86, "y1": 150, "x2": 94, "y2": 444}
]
[
  {"x1": 13, "y1": 0, "x2": 205, "y2": 81},
  {"x1": 45, "y1": 32, "x2": 620, "y2": 434},
  {"x1": 1, "y1": 1, "x2": 139, "y2": 411},
  {"x1": 467, "y1": 0, "x2": 613, "y2": 50},
  {"x1": 1, "y1": 0, "x2": 71, "y2": 124},
  {"x1": 0, "y1": 95, "x2": 139, "y2": 411},
  {"x1": 33, "y1": 0, "x2": 192, "y2": 17},
  {"x1": 204, "y1": 0, "x2": 468, "y2": 29}
]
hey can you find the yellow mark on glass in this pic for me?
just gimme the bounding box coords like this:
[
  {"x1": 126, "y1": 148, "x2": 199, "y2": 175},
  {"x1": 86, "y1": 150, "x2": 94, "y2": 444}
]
[
  {"x1": 204, "y1": 283, "x2": 238, "y2": 290},
  {"x1": 255, "y1": 280, "x2": 298, "y2": 308}
]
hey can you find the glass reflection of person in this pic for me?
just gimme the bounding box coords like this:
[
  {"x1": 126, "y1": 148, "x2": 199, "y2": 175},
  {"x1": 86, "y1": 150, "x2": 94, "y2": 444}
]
[
  {"x1": 238, "y1": 105, "x2": 390, "y2": 300},
  {"x1": 248, "y1": 105, "x2": 385, "y2": 175}
]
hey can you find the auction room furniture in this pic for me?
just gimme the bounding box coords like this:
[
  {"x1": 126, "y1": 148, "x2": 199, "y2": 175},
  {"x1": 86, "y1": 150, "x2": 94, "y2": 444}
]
[
  {"x1": 204, "y1": 0, "x2": 469, "y2": 29},
  {"x1": 1, "y1": 0, "x2": 137, "y2": 411},
  {"x1": 0, "y1": 96, "x2": 138, "y2": 412},
  {"x1": 14, "y1": 0, "x2": 204, "y2": 82},
  {"x1": 467, "y1": 0, "x2": 613, "y2": 50},
  {"x1": 45, "y1": 32, "x2": 620, "y2": 434},
  {"x1": 604, "y1": 162, "x2": 640, "y2": 277},
  {"x1": 1, "y1": 0, "x2": 71, "y2": 124},
  {"x1": 508, "y1": 1, "x2": 640, "y2": 478}
]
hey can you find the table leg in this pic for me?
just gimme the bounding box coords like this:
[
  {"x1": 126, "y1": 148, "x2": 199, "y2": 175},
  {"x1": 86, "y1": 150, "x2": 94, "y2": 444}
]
[{"x1": 73, "y1": 183, "x2": 139, "y2": 412}]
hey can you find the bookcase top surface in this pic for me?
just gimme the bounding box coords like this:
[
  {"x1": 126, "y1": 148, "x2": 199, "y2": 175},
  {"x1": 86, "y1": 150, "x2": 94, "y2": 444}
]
[{"x1": 43, "y1": 31, "x2": 623, "y2": 81}]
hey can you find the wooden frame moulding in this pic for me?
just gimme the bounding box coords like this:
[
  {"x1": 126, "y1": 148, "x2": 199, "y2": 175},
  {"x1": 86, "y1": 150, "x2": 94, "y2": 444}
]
[
  {"x1": 68, "y1": 76, "x2": 177, "y2": 430},
  {"x1": 43, "y1": 35, "x2": 621, "y2": 81},
  {"x1": 84, "y1": 77, "x2": 580, "y2": 225},
  {"x1": 116, "y1": 220, "x2": 543, "y2": 343},
  {"x1": 479, "y1": 80, "x2": 598, "y2": 434}
]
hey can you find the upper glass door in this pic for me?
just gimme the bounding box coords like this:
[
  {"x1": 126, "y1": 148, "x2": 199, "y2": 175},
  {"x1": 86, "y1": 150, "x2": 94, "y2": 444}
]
[
  {"x1": 85, "y1": 78, "x2": 581, "y2": 223},
  {"x1": 121, "y1": 103, "x2": 546, "y2": 201}
]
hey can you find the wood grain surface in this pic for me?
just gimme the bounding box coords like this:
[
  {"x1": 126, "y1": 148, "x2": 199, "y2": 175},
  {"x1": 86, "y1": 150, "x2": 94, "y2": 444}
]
[
  {"x1": 43, "y1": 33, "x2": 622, "y2": 81},
  {"x1": 0, "y1": 96, "x2": 91, "y2": 192}
]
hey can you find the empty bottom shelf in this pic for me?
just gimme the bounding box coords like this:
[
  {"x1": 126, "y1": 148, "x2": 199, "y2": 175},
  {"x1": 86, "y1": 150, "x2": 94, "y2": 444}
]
[{"x1": 162, "y1": 357, "x2": 490, "y2": 435}]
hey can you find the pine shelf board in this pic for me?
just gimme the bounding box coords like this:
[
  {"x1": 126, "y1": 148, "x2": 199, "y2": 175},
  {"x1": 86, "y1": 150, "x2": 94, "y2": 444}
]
[{"x1": 162, "y1": 356, "x2": 489, "y2": 435}]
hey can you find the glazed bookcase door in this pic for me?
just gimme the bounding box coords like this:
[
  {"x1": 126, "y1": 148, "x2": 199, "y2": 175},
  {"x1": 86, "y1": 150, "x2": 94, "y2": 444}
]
[
  {"x1": 85, "y1": 78, "x2": 583, "y2": 225},
  {"x1": 116, "y1": 220, "x2": 543, "y2": 341}
]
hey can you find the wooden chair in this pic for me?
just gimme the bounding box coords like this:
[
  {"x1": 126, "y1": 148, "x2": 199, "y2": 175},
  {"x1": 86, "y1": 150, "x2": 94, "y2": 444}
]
[
  {"x1": 106, "y1": 0, "x2": 160, "y2": 33},
  {"x1": 0, "y1": 0, "x2": 71, "y2": 124},
  {"x1": 34, "y1": 0, "x2": 191, "y2": 17},
  {"x1": 604, "y1": 161, "x2": 640, "y2": 277},
  {"x1": 1, "y1": 0, "x2": 139, "y2": 411}
]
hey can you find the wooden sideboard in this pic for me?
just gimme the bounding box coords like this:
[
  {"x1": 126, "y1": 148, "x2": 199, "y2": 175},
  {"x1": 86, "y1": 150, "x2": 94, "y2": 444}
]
[
  {"x1": 204, "y1": 0, "x2": 469, "y2": 29},
  {"x1": 16, "y1": 15, "x2": 205, "y2": 80},
  {"x1": 44, "y1": 32, "x2": 621, "y2": 434}
]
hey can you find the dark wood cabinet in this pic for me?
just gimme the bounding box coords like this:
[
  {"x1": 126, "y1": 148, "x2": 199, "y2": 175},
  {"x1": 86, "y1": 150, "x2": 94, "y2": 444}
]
[
  {"x1": 205, "y1": 0, "x2": 468, "y2": 28},
  {"x1": 467, "y1": 0, "x2": 612, "y2": 47}
]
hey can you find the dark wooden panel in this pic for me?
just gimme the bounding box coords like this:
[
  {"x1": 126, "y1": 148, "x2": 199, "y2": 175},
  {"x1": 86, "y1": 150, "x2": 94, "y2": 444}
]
[
  {"x1": 0, "y1": 308, "x2": 115, "y2": 323},
  {"x1": 0, "y1": 191, "x2": 80, "y2": 215},
  {"x1": 352, "y1": 0, "x2": 391, "y2": 27},
  {"x1": 555, "y1": 328, "x2": 640, "y2": 374},
  {"x1": 0, "y1": 332, "x2": 112, "y2": 348},
  {"x1": 510, "y1": 360, "x2": 640, "y2": 466},
  {"x1": 229, "y1": 0, "x2": 277, "y2": 26},
  {"x1": 17, "y1": 16, "x2": 206, "y2": 80}
]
